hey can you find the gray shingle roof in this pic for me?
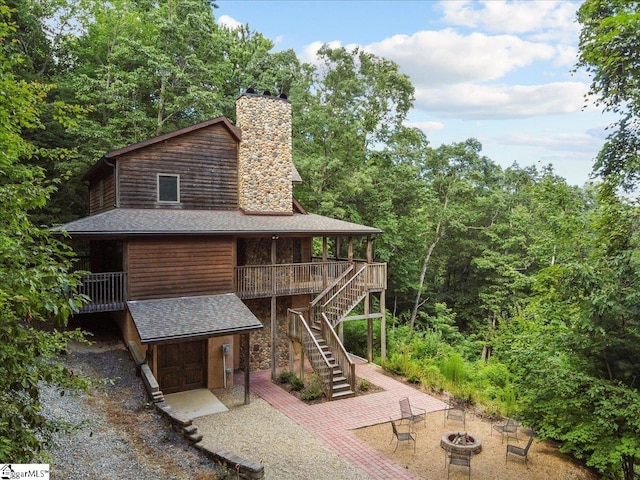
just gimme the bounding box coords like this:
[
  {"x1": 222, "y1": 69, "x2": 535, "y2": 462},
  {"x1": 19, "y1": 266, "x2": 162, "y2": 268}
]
[
  {"x1": 54, "y1": 208, "x2": 382, "y2": 236},
  {"x1": 127, "y1": 293, "x2": 263, "y2": 343}
]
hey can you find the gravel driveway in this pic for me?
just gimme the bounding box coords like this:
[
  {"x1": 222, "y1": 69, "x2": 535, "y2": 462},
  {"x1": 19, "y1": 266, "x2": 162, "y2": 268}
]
[{"x1": 42, "y1": 335, "x2": 368, "y2": 479}]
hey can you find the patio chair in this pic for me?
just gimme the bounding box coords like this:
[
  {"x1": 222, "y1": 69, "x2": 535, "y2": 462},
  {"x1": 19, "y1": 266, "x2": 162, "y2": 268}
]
[
  {"x1": 447, "y1": 449, "x2": 472, "y2": 480},
  {"x1": 491, "y1": 417, "x2": 520, "y2": 444},
  {"x1": 506, "y1": 432, "x2": 535, "y2": 467},
  {"x1": 444, "y1": 402, "x2": 466, "y2": 429},
  {"x1": 399, "y1": 396, "x2": 426, "y2": 429},
  {"x1": 390, "y1": 419, "x2": 416, "y2": 453}
]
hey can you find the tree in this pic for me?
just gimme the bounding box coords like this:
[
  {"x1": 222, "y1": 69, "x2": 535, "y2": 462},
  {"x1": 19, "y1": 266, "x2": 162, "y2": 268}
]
[
  {"x1": 293, "y1": 45, "x2": 415, "y2": 219},
  {"x1": 0, "y1": 5, "x2": 86, "y2": 461},
  {"x1": 498, "y1": 184, "x2": 640, "y2": 480},
  {"x1": 577, "y1": 0, "x2": 640, "y2": 190}
]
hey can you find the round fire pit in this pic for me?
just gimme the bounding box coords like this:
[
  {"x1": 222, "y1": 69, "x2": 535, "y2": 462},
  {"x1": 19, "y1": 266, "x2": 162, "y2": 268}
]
[{"x1": 440, "y1": 432, "x2": 482, "y2": 455}]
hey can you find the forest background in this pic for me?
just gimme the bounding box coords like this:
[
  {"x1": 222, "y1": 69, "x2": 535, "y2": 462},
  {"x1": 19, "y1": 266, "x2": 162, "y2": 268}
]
[{"x1": 1, "y1": 1, "x2": 639, "y2": 479}]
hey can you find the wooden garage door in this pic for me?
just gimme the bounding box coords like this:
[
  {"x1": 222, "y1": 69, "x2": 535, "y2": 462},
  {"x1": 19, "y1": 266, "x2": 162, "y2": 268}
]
[{"x1": 157, "y1": 340, "x2": 207, "y2": 394}]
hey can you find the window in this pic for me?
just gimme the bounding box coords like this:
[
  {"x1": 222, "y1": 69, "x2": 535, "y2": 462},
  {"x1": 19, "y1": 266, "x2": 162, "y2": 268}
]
[{"x1": 157, "y1": 174, "x2": 180, "y2": 203}]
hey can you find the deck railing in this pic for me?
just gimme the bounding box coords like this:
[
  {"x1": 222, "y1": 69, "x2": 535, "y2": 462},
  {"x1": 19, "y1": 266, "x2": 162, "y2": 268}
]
[
  {"x1": 78, "y1": 272, "x2": 127, "y2": 313},
  {"x1": 234, "y1": 261, "x2": 352, "y2": 299}
]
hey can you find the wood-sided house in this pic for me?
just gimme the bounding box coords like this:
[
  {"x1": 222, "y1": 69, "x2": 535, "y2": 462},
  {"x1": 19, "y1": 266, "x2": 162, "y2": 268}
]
[{"x1": 56, "y1": 91, "x2": 387, "y2": 402}]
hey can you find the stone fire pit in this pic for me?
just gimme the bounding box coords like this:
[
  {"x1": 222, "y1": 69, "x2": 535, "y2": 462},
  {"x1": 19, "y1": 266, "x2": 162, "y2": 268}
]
[{"x1": 440, "y1": 432, "x2": 482, "y2": 455}]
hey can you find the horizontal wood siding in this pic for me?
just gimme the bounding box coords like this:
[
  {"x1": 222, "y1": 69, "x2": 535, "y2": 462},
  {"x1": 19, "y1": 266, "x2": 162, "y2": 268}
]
[
  {"x1": 127, "y1": 237, "x2": 234, "y2": 300},
  {"x1": 88, "y1": 174, "x2": 115, "y2": 215},
  {"x1": 118, "y1": 125, "x2": 238, "y2": 210}
]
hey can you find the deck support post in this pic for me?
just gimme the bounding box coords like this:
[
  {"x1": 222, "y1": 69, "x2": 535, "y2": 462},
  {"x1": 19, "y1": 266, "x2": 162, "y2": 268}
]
[
  {"x1": 243, "y1": 333, "x2": 250, "y2": 405},
  {"x1": 270, "y1": 236, "x2": 277, "y2": 381},
  {"x1": 366, "y1": 293, "x2": 373, "y2": 363},
  {"x1": 380, "y1": 291, "x2": 386, "y2": 361}
]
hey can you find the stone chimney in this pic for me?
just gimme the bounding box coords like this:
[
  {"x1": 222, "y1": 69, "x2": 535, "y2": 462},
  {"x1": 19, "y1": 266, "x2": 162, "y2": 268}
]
[{"x1": 236, "y1": 91, "x2": 292, "y2": 215}]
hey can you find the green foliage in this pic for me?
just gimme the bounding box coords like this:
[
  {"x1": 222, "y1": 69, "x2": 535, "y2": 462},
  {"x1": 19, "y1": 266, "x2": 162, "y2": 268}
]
[
  {"x1": 277, "y1": 370, "x2": 296, "y2": 384},
  {"x1": 358, "y1": 379, "x2": 371, "y2": 392},
  {"x1": 300, "y1": 374, "x2": 324, "y2": 401},
  {"x1": 0, "y1": 5, "x2": 87, "y2": 461},
  {"x1": 289, "y1": 375, "x2": 304, "y2": 392},
  {"x1": 577, "y1": 0, "x2": 640, "y2": 190},
  {"x1": 440, "y1": 353, "x2": 466, "y2": 384}
]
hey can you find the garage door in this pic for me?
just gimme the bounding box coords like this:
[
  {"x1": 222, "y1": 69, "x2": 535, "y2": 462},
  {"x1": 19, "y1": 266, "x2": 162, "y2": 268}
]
[{"x1": 157, "y1": 340, "x2": 207, "y2": 394}]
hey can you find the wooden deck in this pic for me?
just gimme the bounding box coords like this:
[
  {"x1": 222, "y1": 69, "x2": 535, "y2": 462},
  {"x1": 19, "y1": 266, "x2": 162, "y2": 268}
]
[{"x1": 76, "y1": 262, "x2": 386, "y2": 312}]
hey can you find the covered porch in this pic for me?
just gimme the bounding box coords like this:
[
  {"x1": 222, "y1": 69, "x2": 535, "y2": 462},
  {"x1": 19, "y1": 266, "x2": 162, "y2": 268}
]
[{"x1": 126, "y1": 293, "x2": 263, "y2": 404}]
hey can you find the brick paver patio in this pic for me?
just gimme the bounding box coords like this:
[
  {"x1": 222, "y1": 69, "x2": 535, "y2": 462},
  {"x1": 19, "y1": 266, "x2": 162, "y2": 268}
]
[{"x1": 249, "y1": 358, "x2": 447, "y2": 480}]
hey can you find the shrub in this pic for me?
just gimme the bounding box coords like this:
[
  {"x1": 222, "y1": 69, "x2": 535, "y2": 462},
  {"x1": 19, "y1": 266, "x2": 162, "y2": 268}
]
[
  {"x1": 277, "y1": 370, "x2": 296, "y2": 384},
  {"x1": 289, "y1": 375, "x2": 304, "y2": 391},
  {"x1": 359, "y1": 379, "x2": 371, "y2": 392},
  {"x1": 440, "y1": 352, "x2": 466, "y2": 384},
  {"x1": 301, "y1": 374, "x2": 323, "y2": 401}
]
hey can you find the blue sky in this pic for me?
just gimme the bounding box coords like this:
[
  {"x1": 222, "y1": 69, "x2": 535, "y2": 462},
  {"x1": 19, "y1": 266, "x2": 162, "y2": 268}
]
[{"x1": 216, "y1": 0, "x2": 617, "y2": 186}]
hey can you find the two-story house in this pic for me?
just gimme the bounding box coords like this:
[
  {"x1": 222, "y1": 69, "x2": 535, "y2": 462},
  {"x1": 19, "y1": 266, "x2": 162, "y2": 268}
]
[{"x1": 57, "y1": 90, "x2": 387, "y2": 402}]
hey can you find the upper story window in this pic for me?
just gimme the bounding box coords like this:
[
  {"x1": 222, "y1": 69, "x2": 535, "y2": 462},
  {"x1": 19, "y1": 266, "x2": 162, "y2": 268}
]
[{"x1": 157, "y1": 174, "x2": 180, "y2": 203}]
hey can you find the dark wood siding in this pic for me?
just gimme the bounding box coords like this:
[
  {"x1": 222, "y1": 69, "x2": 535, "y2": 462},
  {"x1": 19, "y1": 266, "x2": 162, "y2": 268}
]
[
  {"x1": 127, "y1": 237, "x2": 234, "y2": 300},
  {"x1": 117, "y1": 125, "x2": 238, "y2": 210},
  {"x1": 88, "y1": 173, "x2": 115, "y2": 215}
]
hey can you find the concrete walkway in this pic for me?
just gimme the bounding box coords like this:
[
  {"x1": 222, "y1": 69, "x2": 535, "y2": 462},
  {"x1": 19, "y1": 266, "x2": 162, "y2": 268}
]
[{"x1": 247, "y1": 359, "x2": 447, "y2": 480}]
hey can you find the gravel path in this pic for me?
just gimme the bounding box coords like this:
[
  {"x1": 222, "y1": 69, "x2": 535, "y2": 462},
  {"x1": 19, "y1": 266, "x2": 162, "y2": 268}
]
[{"x1": 41, "y1": 337, "x2": 369, "y2": 479}]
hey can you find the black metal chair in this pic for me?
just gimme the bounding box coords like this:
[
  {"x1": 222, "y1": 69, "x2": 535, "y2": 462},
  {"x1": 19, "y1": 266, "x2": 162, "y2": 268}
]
[
  {"x1": 506, "y1": 432, "x2": 535, "y2": 467},
  {"x1": 492, "y1": 417, "x2": 520, "y2": 444},
  {"x1": 399, "y1": 396, "x2": 426, "y2": 429},
  {"x1": 447, "y1": 449, "x2": 472, "y2": 479},
  {"x1": 390, "y1": 419, "x2": 416, "y2": 453},
  {"x1": 444, "y1": 403, "x2": 466, "y2": 429}
]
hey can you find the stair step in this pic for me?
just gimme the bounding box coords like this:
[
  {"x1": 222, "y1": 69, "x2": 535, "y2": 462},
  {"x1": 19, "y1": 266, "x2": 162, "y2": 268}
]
[{"x1": 331, "y1": 389, "x2": 355, "y2": 400}]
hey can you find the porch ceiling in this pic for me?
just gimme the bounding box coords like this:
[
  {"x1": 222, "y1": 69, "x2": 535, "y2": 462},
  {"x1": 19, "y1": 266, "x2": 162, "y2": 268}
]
[{"x1": 127, "y1": 293, "x2": 263, "y2": 344}]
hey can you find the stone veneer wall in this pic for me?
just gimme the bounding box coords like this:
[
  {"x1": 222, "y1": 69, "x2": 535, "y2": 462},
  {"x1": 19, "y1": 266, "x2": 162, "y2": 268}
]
[
  {"x1": 236, "y1": 93, "x2": 292, "y2": 214},
  {"x1": 243, "y1": 297, "x2": 291, "y2": 370}
]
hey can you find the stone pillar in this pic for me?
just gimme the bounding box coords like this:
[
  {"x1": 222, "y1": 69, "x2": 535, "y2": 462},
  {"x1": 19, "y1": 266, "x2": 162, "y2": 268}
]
[{"x1": 236, "y1": 92, "x2": 292, "y2": 214}]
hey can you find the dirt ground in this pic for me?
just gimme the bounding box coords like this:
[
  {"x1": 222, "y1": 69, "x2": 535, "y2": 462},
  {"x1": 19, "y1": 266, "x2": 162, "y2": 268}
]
[{"x1": 352, "y1": 409, "x2": 598, "y2": 480}]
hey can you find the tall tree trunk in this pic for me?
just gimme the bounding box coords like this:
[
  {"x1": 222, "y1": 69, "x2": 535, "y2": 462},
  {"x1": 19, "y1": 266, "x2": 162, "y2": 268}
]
[{"x1": 409, "y1": 222, "x2": 445, "y2": 332}]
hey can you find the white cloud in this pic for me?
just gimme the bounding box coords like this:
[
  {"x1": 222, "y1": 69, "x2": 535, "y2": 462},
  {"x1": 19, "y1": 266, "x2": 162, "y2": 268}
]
[
  {"x1": 365, "y1": 29, "x2": 555, "y2": 85},
  {"x1": 405, "y1": 121, "x2": 445, "y2": 134},
  {"x1": 217, "y1": 14, "x2": 242, "y2": 30},
  {"x1": 438, "y1": 0, "x2": 580, "y2": 38},
  {"x1": 494, "y1": 131, "x2": 597, "y2": 153},
  {"x1": 414, "y1": 82, "x2": 590, "y2": 119}
]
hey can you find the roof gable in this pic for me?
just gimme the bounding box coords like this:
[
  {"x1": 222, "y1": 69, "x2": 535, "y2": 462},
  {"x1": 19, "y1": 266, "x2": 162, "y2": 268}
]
[{"x1": 82, "y1": 117, "x2": 240, "y2": 181}]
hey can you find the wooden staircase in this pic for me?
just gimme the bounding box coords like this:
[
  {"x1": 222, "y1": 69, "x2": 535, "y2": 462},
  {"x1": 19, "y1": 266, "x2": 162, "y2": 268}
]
[
  {"x1": 288, "y1": 263, "x2": 380, "y2": 400},
  {"x1": 310, "y1": 326, "x2": 354, "y2": 400}
]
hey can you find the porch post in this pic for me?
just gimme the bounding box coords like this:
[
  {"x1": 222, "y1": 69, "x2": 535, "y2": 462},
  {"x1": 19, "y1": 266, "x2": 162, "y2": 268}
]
[
  {"x1": 365, "y1": 293, "x2": 372, "y2": 362},
  {"x1": 322, "y1": 237, "x2": 328, "y2": 288},
  {"x1": 271, "y1": 236, "x2": 277, "y2": 381},
  {"x1": 380, "y1": 292, "x2": 386, "y2": 361},
  {"x1": 243, "y1": 333, "x2": 251, "y2": 405},
  {"x1": 347, "y1": 237, "x2": 353, "y2": 262},
  {"x1": 366, "y1": 236, "x2": 373, "y2": 263}
]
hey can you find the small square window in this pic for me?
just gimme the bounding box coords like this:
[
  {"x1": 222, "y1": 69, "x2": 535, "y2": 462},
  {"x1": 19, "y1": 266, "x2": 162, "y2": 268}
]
[{"x1": 158, "y1": 174, "x2": 179, "y2": 203}]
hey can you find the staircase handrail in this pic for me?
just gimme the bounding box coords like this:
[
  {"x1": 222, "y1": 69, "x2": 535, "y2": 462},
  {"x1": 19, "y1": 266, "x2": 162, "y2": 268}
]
[
  {"x1": 322, "y1": 264, "x2": 368, "y2": 327},
  {"x1": 287, "y1": 309, "x2": 334, "y2": 399},
  {"x1": 309, "y1": 264, "x2": 355, "y2": 309},
  {"x1": 320, "y1": 312, "x2": 356, "y2": 391},
  {"x1": 309, "y1": 264, "x2": 355, "y2": 328}
]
